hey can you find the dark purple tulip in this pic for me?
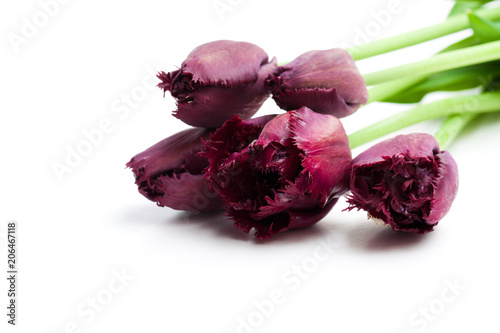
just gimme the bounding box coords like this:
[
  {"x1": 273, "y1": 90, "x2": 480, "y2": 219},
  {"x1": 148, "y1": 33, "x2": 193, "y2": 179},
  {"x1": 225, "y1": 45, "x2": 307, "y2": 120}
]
[
  {"x1": 265, "y1": 49, "x2": 368, "y2": 118},
  {"x1": 347, "y1": 133, "x2": 459, "y2": 233},
  {"x1": 158, "y1": 40, "x2": 277, "y2": 128},
  {"x1": 126, "y1": 128, "x2": 224, "y2": 212},
  {"x1": 203, "y1": 107, "x2": 352, "y2": 239}
]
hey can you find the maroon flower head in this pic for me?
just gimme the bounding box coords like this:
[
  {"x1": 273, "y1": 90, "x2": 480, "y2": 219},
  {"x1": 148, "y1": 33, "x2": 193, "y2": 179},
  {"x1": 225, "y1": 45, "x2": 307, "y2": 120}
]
[
  {"x1": 203, "y1": 107, "x2": 352, "y2": 239},
  {"x1": 127, "y1": 128, "x2": 223, "y2": 212},
  {"x1": 265, "y1": 48, "x2": 368, "y2": 118},
  {"x1": 347, "y1": 133, "x2": 459, "y2": 233},
  {"x1": 158, "y1": 40, "x2": 277, "y2": 128}
]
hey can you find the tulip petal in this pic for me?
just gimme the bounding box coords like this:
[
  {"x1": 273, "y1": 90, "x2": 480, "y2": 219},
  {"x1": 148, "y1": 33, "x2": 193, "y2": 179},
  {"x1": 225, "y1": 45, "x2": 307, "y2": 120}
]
[
  {"x1": 269, "y1": 86, "x2": 360, "y2": 118},
  {"x1": 173, "y1": 82, "x2": 272, "y2": 128},
  {"x1": 427, "y1": 151, "x2": 459, "y2": 224},
  {"x1": 287, "y1": 199, "x2": 338, "y2": 230},
  {"x1": 182, "y1": 40, "x2": 271, "y2": 86},
  {"x1": 142, "y1": 173, "x2": 223, "y2": 212},
  {"x1": 127, "y1": 127, "x2": 211, "y2": 182},
  {"x1": 127, "y1": 127, "x2": 224, "y2": 212},
  {"x1": 289, "y1": 107, "x2": 352, "y2": 204},
  {"x1": 266, "y1": 49, "x2": 368, "y2": 118},
  {"x1": 229, "y1": 198, "x2": 337, "y2": 239},
  {"x1": 202, "y1": 114, "x2": 277, "y2": 176}
]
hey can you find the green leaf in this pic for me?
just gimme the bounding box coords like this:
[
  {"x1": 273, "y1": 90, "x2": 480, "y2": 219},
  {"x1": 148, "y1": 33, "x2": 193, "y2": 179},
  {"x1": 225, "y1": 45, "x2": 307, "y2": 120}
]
[
  {"x1": 448, "y1": 0, "x2": 494, "y2": 17},
  {"x1": 485, "y1": 76, "x2": 500, "y2": 91},
  {"x1": 382, "y1": 61, "x2": 500, "y2": 103},
  {"x1": 438, "y1": 35, "x2": 480, "y2": 53},
  {"x1": 439, "y1": 10, "x2": 500, "y2": 52},
  {"x1": 468, "y1": 11, "x2": 500, "y2": 41}
]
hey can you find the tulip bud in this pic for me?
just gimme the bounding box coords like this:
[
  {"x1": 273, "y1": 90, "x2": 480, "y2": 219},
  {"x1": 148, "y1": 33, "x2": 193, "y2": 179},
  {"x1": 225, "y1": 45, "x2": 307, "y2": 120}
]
[
  {"x1": 126, "y1": 128, "x2": 224, "y2": 212},
  {"x1": 158, "y1": 40, "x2": 277, "y2": 128},
  {"x1": 203, "y1": 107, "x2": 352, "y2": 239},
  {"x1": 347, "y1": 133, "x2": 459, "y2": 233},
  {"x1": 265, "y1": 49, "x2": 368, "y2": 118}
]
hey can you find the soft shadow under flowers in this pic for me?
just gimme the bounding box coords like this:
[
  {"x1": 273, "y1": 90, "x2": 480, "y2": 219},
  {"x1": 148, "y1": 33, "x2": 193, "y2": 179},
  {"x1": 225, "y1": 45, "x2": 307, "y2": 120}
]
[
  {"x1": 342, "y1": 218, "x2": 433, "y2": 252},
  {"x1": 169, "y1": 211, "x2": 432, "y2": 250},
  {"x1": 172, "y1": 211, "x2": 333, "y2": 244}
]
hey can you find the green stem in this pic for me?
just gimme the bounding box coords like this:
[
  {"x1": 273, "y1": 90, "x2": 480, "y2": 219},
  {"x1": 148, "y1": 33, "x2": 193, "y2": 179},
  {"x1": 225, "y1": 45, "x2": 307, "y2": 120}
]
[
  {"x1": 348, "y1": 91, "x2": 500, "y2": 149},
  {"x1": 363, "y1": 40, "x2": 500, "y2": 86},
  {"x1": 346, "y1": 6, "x2": 500, "y2": 60},
  {"x1": 434, "y1": 113, "x2": 478, "y2": 149}
]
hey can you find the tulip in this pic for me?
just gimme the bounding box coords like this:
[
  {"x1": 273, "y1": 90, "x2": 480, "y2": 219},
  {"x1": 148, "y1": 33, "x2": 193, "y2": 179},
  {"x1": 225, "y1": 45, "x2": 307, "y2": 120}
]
[
  {"x1": 158, "y1": 40, "x2": 277, "y2": 128},
  {"x1": 346, "y1": 133, "x2": 459, "y2": 233},
  {"x1": 203, "y1": 107, "x2": 352, "y2": 239},
  {"x1": 126, "y1": 128, "x2": 224, "y2": 212},
  {"x1": 265, "y1": 49, "x2": 368, "y2": 118}
]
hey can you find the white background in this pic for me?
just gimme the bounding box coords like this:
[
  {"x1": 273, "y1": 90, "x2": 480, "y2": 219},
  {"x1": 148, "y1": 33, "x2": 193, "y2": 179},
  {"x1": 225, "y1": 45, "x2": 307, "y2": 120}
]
[{"x1": 2, "y1": 0, "x2": 500, "y2": 332}]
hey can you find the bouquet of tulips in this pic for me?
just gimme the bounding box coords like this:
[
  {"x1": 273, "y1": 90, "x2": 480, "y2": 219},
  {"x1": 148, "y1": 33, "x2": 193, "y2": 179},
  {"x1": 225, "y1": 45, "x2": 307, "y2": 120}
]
[{"x1": 127, "y1": 1, "x2": 500, "y2": 239}]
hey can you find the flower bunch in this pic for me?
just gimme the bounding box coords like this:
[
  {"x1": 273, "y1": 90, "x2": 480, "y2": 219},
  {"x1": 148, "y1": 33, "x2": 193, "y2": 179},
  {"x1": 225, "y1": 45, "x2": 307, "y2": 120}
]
[
  {"x1": 128, "y1": 39, "x2": 367, "y2": 239},
  {"x1": 127, "y1": 2, "x2": 500, "y2": 240}
]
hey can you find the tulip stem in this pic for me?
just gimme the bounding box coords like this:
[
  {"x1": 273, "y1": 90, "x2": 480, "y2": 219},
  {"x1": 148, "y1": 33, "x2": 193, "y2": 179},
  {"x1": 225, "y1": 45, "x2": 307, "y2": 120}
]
[
  {"x1": 434, "y1": 113, "x2": 478, "y2": 150},
  {"x1": 346, "y1": 6, "x2": 500, "y2": 60},
  {"x1": 363, "y1": 40, "x2": 500, "y2": 86},
  {"x1": 348, "y1": 91, "x2": 500, "y2": 149}
]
